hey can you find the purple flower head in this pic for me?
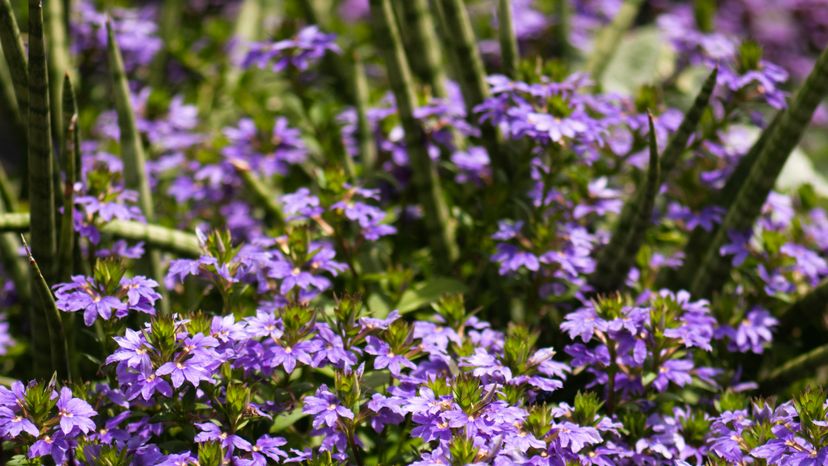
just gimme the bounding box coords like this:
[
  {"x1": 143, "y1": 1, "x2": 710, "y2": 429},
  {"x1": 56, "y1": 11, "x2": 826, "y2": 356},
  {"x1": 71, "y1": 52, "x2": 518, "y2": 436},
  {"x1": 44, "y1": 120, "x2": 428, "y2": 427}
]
[
  {"x1": 242, "y1": 26, "x2": 340, "y2": 72},
  {"x1": 365, "y1": 336, "x2": 416, "y2": 376},
  {"x1": 303, "y1": 385, "x2": 354, "y2": 429},
  {"x1": 56, "y1": 387, "x2": 97, "y2": 435}
]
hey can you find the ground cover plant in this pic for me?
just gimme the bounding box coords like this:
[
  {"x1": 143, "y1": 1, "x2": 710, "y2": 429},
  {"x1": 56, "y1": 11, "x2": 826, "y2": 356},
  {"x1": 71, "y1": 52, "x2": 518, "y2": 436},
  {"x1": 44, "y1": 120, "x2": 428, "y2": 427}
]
[{"x1": 1, "y1": 0, "x2": 828, "y2": 464}]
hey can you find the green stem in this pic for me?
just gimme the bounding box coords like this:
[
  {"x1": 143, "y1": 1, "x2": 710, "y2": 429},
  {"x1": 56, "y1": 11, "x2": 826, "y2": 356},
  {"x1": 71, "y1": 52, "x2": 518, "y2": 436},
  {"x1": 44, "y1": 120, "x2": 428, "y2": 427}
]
[
  {"x1": 229, "y1": 159, "x2": 285, "y2": 227},
  {"x1": 761, "y1": 343, "x2": 828, "y2": 384},
  {"x1": 370, "y1": 0, "x2": 458, "y2": 267}
]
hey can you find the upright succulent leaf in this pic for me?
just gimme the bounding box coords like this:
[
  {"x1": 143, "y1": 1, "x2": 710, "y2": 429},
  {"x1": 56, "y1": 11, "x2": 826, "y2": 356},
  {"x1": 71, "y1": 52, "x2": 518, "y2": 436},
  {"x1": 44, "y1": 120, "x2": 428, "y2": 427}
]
[
  {"x1": 369, "y1": 0, "x2": 458, "y2": 266},
  {"x1": 28, "y1": 0, "x2": 58, "y2": 378},
  {"x1": 497, "y1": 0, "x2": 519, "y2": 79},
  {"x1": 58, "y1": 74, "x2": 78, "y2": 283},
  {"x1": 106, "y1": 19, "x2": 166, "y2": 311},
  {"x1": 0, "y1": 0, "x2": 28, "y2": 120},
  {"x1": 585, "y1": 0, "x2": 645, "y2": 82},
  {"x1": 0, "y1": 174, "x2": 28, "y2": 304},
  {"x1": 45, "y1": 0, "x2": 70, "y2": 141},
  {"x1": 689, "y1": 44, "x2": 828, "y2": 298},
  {"x1": 592, "y1": 113, "x2": 661, "y2": 293},
  {"x1": 394, "y1": 0, "x2": 448, "y2": 97},
  {"x1": 660, "y1": 67, "x2": 718, "y2": 177}
]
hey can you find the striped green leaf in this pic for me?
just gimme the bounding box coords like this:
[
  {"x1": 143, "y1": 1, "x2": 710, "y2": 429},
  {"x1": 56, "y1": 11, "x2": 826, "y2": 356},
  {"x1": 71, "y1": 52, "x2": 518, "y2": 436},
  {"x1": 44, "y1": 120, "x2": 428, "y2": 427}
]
[
  {"x1": 353, "y1": 54, "x2": 377, "y2": 173},
  {"x1": 660, "y1": 67, "x2": 718, "y2": 177},
  {"x1": 592, "y1": 113, "x2": 661, "y2": 292},
  {"x1": 28, "y1": 0, "x2": 58, "y2": 378},
  {"x1": 689, "y1": 44, "x2": 828, "y2": 298},
  {"x1": 370, "y1": 0, "x2": 458, "y2": 266},
  {"x1": 395, "y1": 0, "x2": 448, "y2": 96},
  {"x1": 229, "y1": 159, "x2": 285, "y2": 227},
  {"x1": 58, "y1": 74, "x2": 78, "y2": 283},
  {"x1": 0, "y1": 0, "x2": 28, "y2": 119},
  {"x1": 0, "y1": 213, "x2": 202, "y2": 258}
]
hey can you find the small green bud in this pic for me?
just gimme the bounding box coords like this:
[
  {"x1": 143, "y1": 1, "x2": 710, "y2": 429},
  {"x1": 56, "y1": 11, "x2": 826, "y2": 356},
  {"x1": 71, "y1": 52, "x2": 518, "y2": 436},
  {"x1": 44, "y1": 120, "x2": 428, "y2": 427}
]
[
  {"x1": 448, "y1": 435, "x2": 479, "y2": 466},
  {"x1": 197, "y1": 441, "x2": 224, "y2": 466},
  {"x1": 737, "y1": 40, "x2": 764, "y2": 74},
  {"x1": 432, "y1": 294, "x2": 467, "y2": 329},
  {"x1": 572, "y1": 391, "x2": 604, "y2": 426}
]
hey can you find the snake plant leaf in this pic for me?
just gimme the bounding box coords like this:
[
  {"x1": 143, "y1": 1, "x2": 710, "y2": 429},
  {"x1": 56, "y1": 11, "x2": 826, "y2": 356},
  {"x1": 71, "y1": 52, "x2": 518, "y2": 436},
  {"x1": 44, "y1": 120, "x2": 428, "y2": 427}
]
[
  {"x1": 45, "y1": 0, "x2": 70, "y2": 141},
  {"x1": 435, "y1": 0, "x2": 507, "y2": 178},
  {"x1": 370, "y1": 0, "x2": 458, "y2": 266},
  {"x1": 58, "y1": 74, "x2": 78, "y2": 283},
  {"x1": 760, "y1": 343, "x2": 828, "y2": 386},
  {"x1": 0, "y1": 180, "x2": 28, "y2": 304},
  {"x1": 106, "y1": 18, "x2": 166, "y2": 310},
  {"x1": 660, "y1": 67, "x2": 718, "y2": 177},
  {"x1": 395, "y1": 0, "x2": 448, "y2": 97},
  {"x1": 21, "y1": 235, "x2": 71, "y2": 380},
  {"x1": 497, "y1": 0, "x2": 519, "y2": 79},
  {"x1": 592, "y1": 113, "x2": 661, "y2": 293},
  {"x1": 28, "y1": 0, "x2": 59, "y2": 378},
  {"x1": 0, "y1": 0, "x2": 28, "y2": 119},
  {"x1": 353, "y1": 54, "x2": 377, "y2": 173},
  {"x1": 689, "y1": 44, "x2": 828, "y2": 298},
  {"x1": 0, "y1": 213, "x2": 202, "y2": 258},
  {"x1": 585, "y1": 0, "x2": 646, "y2": 82}
]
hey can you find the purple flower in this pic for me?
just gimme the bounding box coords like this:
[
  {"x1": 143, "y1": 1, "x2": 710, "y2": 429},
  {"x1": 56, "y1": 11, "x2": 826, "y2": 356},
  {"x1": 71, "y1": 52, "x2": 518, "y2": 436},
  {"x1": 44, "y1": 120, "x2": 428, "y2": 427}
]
[
  {"x1": 53, "y1": 276, "x2": 127, "y2": 326},
  {"x1": 303, "y1": 385, "x2": 354, "y2": 429},
  {"x1": 551, "y1": 421, "x2": 602, "y2": 453},
  {"x1": 156, "y1": 356, "x2": 213, "y2": 389},
  {"x1": 194, "y1": 422, "x2": 252, "y2": 454},
  {"x1": 719, "y1": 308, "x2": 777, "y2": 354},
  {"x1": 269, "y1": 340, "x2": 317, "y2": 374},
  {"x1": 365, "y1": 336, "x2": 416, "y2": 376},
  {"x1": 0, "y1": 407, "x2": 38, "y2": 438},
  {"x1": 242, "y1": 26, "x2": 340, "y2": 72},
  {"x1": 56, "y1": 387, "x2": 97, "y2": 435},
  {"x1": 105, "y1": 328, "x2": 152, "y2": 371},
  {"x1": 652, "y1": 359, "x2": 694, "y2": 392}
]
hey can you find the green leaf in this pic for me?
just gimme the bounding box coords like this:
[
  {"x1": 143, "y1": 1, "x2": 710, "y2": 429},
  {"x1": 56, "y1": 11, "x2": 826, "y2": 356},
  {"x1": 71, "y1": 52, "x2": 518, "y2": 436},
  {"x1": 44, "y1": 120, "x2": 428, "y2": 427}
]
[
  {"x1": 396, "y1": 277, "x2": 468, "y2": 314},
  {"x1": 600, "y1": 26, "x2": 676, "y2": 95},
  {"x1": 270, "y1": 407, "x2": 307, "y2": 433},
  {"x1": 586, "y1": 0, "x2": 646, "y2": 82},
  {"x1": 689, "y1": 43, "x2": 828, "y2": 297}
]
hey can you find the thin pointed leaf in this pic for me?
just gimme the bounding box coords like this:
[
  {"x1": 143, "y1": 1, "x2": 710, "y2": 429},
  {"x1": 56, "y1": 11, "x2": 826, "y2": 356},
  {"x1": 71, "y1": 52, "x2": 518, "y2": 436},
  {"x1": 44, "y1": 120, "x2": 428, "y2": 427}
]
[
  {"x1": 21, "y1": 235, "x2": 70, "y2": 381},
  {"x1": 592, "y1": 113, "x2": 661, "y2": 292},
  {"x1": 689, "y1": 44, "x2": 828, "y2": 298},
  {"x1": 57, "y1": 74, "x2": 78, "y2": 283},
  {"x1": 660, "y1": 67, "x2": 718, "y2": 177},
  {"x1": 396, "y1": 0, "x2": 448, "y2": 96},
  {"x1": 370, "y1": 0, "x2": 458, "y2": 266},
  {"x1": 0, "y1": 47, "x2": 26, "y2": 155},
  {"x1": 28, "y1": 0, "x2": 58, "y2": 378},
  {"x1": 497, "y1": 0, "x2": 519, "y2": 78},
  {"x1": 585, "y1": 0, "x2": 645, "y2": 82},
  {"x1": 551, "y1": 0, "x2": 572, "y2": 59},
  {"x1": 225, "y1": 0, "x2": 264, "y2": 92},
  {"x1": 106, "y1": 19, "x2": 166, "y2": 310},
  {"x1": 353, "y1": 54, "x2": 377, "y2": 173},
  {"x1": 0, "y1": 0, "x2": 28, "y2": 118}
]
